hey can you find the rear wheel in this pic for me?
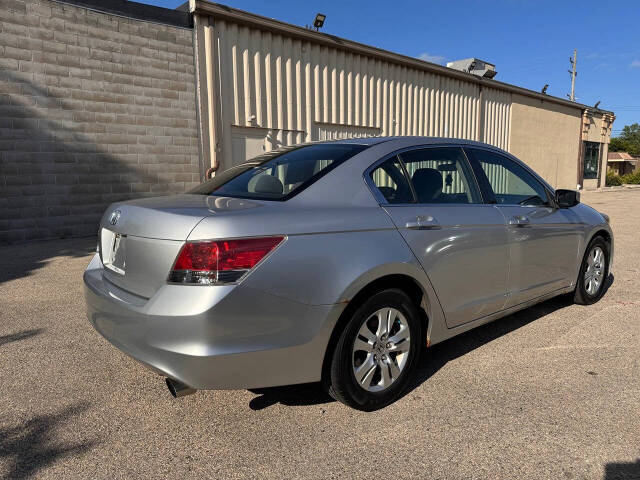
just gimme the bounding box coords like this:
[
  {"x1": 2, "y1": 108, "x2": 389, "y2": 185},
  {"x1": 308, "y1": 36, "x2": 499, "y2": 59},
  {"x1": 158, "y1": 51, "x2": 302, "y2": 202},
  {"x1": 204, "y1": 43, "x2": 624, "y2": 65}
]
[
  {"x1": 326, "y1": 289, "x2": 422, "y2": 411},
  {"x1": 574, "y1": 236, "x2": 609, "y2": 305}
]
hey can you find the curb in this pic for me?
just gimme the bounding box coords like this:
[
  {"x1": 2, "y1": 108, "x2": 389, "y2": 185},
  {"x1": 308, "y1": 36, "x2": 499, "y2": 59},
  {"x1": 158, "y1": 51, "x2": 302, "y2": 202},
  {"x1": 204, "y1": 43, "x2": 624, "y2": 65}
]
[{"x1": 593, "y1": 185, "x2": 640, "y2": 192}]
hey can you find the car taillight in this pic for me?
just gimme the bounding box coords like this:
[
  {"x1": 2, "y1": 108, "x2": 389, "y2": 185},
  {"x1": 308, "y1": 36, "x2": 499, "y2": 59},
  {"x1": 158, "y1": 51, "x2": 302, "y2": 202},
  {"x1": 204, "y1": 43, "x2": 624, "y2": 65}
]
[{"x1": 168, "y1": 236, "x2": 285, "y2": 285}]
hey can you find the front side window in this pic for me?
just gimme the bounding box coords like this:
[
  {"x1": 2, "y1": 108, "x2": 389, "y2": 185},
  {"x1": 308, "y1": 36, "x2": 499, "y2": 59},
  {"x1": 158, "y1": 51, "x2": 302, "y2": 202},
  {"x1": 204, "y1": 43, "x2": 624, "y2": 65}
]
[
  {"x1": 189, "y1": 144, "x2": 367, "y2": 200},
  {"x1": 470, "y1": 149, "x2": 550, "y2": 206},
  {"x1": 583, "y1": 141, "x2": 601, "y2": 180},
  {"x1": 398, "y1": 147, "x2": 481, "y2": 204}
]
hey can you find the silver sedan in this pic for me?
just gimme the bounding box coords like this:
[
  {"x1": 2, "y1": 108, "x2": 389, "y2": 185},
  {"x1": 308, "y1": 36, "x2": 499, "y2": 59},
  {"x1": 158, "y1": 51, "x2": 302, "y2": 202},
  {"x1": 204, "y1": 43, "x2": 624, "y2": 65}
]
[{"x1": 84, "y1": 137, "x2": 613, "y2": 410}]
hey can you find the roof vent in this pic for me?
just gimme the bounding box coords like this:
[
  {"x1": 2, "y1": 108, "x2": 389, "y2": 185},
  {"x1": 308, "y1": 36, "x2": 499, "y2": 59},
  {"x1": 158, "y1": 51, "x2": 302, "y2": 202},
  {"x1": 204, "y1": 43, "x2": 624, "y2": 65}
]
[{"x1": 446, "y1": 58, "x2": 497, "y2": 79}]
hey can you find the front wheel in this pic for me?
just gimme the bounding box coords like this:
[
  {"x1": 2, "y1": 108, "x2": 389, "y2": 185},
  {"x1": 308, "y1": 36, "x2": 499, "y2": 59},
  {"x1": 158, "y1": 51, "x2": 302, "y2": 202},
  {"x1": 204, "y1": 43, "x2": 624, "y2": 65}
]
[
  {"x1": 326, "y1": 289, "x2": 422, "y2": 411},
  {"x1": 574, "y1": 236, "x2": 609, "y2": 305}
]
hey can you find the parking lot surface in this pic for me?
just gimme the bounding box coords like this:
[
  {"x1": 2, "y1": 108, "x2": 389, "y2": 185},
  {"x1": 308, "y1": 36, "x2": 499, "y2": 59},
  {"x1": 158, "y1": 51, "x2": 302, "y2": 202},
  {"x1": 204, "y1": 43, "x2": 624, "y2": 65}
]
[{"x1": 1, "y1": 189, "x2": 639, "y2": 479}]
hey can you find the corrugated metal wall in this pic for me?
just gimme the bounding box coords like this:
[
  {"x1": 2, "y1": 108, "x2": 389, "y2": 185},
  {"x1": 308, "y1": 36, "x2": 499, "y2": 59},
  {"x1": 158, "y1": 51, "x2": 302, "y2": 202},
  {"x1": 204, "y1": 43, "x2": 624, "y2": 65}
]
[
  {"x1": 482, "y1": 88, "x2": 511, "y2": 151},
  {"x1": 203, "y1": 19, "x2": 512, "y2": 168}
]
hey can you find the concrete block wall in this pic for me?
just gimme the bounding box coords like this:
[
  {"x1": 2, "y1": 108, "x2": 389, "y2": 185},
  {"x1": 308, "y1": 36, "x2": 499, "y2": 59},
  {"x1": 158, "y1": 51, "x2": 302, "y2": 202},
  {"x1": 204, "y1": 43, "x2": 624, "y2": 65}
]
[{"x1": 0, "y1": 0, "x2": 201, "y2": 243}]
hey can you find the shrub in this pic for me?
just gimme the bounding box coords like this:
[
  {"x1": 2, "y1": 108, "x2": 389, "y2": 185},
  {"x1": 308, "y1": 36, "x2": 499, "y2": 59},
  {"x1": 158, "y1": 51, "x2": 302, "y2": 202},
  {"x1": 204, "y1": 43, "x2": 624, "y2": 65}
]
[
  {"x1": 606, "y1": 171, "x2": 622, "y2": 186},
  {"x1": 621, "y1": 171, "x2": 640, "y2": 184}
]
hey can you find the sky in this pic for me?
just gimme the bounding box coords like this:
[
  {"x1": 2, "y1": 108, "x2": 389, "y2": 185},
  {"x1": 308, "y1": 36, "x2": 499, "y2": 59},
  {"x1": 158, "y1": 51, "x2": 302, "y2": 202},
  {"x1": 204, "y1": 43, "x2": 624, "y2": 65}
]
[{"x1": 145, "y1": 0, "x2": 639, "y2": 136}]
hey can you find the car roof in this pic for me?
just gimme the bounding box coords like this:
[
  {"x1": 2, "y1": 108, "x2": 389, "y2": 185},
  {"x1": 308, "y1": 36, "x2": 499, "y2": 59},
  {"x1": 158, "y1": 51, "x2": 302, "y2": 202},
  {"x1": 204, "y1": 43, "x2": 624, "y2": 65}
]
[
  {"x1": 320, "y1": 136, "x2": 503, "y2": 150},
  {"x1": 316, "y1": 136, "x2": 555, "y2": 194}
]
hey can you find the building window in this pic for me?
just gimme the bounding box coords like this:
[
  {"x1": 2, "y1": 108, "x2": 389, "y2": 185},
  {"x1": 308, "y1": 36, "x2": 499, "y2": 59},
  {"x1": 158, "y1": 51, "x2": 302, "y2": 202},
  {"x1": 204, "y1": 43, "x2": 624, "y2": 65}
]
[{"x1": 583, "y1": 141, "x2": 601, "y2": 180}]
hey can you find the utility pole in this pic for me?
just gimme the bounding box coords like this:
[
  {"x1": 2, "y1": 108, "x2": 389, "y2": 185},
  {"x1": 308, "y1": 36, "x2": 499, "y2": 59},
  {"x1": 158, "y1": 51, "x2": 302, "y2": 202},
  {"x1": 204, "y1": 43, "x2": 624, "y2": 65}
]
[{"x1": 568, "y1": 49, "x2": 577, "y2": 102}]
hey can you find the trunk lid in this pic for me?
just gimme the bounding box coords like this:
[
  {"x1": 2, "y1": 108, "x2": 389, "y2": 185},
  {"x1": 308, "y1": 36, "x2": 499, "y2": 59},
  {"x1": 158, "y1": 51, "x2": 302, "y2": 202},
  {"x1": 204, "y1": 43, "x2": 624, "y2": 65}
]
[
  {"x1": 98, "y1": 194, "x2": 263, "y2": 298},
  {"x1": 99, "y1": 194, "x2": 223, "y2": 240}
]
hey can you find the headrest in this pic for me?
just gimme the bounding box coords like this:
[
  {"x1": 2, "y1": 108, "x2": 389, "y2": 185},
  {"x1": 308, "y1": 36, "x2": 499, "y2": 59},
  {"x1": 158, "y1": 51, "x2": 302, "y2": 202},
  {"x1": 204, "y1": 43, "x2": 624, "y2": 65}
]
[
  {"x1": 251, "y1": 175, "x2": 284, "y2": 195},
  {"x1": 285, "y1": 159, "x2": 319, "y2": 184},
  {"x1": 412, "y1": 168, "x2": 442, "y2": 203}
]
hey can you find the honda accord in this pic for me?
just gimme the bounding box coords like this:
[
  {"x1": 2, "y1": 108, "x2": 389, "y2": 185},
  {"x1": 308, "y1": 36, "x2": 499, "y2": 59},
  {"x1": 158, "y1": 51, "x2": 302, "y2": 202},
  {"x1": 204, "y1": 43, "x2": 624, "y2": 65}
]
[{"x1": 84, "y1": 137, "x2": 612, "y2": 410}]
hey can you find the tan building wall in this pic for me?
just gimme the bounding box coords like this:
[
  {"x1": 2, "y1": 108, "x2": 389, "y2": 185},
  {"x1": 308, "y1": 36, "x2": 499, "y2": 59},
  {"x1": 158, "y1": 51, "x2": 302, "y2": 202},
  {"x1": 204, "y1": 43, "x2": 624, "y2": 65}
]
[{"x1": 509, "y1": 94, "x2": 582, "y2": 189}]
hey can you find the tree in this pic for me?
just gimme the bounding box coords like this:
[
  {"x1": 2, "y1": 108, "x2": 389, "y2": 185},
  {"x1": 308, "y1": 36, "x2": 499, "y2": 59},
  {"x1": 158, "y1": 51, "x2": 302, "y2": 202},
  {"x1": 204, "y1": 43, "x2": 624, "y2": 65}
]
[
  {"x1": 609, "y1": 137, "x2": 627, "y2": 152},
  {"x1": 610, "y1": 123, "x2": 640, "y2": 156}
]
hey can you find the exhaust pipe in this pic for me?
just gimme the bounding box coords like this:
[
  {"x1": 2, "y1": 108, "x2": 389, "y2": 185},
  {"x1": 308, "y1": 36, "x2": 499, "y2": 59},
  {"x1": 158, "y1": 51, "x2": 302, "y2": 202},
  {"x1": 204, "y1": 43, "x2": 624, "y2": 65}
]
[{"x1": 165, "y1": 378, "x2": 196, "y2": 398}]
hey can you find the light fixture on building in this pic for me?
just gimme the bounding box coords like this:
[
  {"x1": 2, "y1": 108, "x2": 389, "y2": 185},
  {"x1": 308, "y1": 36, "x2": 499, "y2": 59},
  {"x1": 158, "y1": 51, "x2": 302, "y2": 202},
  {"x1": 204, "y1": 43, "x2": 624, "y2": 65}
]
[
  {"x1": 313, "y1": 13, "x2": 326, "y2": 31},
  {"x1": 541, "y1": 84, "x2": 548, "y2": 94}
]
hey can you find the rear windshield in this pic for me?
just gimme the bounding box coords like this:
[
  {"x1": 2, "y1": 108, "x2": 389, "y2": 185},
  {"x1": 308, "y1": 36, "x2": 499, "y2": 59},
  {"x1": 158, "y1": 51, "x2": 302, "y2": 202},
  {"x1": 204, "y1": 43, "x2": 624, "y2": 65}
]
[{"x1": 189, "y1": 143, "x2": 368, "y2": 201}]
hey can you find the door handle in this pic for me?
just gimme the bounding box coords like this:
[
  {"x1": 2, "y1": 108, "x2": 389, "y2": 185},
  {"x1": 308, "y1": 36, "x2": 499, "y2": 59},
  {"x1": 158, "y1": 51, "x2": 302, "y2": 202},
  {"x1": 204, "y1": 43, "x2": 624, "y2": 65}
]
[
  {"x1": 406, "y1": 215, "x2": 441, "y2": 230},
  {"x1": 509, "y1": 215, "x2": 530, "y2": 227}
]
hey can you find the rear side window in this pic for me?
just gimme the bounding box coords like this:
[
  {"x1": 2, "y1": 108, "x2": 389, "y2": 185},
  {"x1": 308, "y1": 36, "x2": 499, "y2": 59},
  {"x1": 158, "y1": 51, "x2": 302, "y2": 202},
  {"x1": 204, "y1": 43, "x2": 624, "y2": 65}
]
[
  {"x1": 370, "y1": 156, "x2": 414, "y2": 204},
  {"x1": 469, "y1": 149, "x2": 550, "y2": 206},
  {"x1": 189, "y1": 144, "x2": 367, "y2": 201}
]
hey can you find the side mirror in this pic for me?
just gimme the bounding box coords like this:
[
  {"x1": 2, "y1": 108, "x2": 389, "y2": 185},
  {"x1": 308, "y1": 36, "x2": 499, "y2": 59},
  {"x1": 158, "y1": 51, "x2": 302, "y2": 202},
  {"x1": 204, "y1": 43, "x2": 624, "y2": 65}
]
[{"x1": 555, "y1": 189, "x2": 580, "y2": 208}]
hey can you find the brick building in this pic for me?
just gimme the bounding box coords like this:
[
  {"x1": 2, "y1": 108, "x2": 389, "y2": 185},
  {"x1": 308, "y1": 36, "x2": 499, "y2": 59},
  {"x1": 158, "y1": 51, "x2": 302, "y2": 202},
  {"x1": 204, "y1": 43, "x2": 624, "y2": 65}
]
[{"x1": 0, "y1": 0, "x2": 201, "y2": 243}]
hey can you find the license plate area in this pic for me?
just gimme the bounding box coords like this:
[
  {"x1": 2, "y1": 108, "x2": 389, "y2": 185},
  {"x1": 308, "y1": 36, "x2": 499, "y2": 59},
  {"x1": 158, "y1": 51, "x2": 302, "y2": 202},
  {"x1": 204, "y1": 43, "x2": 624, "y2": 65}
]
[{"x1": 100, "y1": 228, "x2": 126, "y2": 275}]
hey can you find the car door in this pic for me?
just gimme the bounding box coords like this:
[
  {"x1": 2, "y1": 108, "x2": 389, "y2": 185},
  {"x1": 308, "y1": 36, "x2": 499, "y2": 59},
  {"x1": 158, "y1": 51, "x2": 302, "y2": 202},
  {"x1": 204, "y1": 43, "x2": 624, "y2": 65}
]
[
  {"x1": 368, "y1": 146, "x2": 510, "y2": 328},
  {"x1": 465, "y1": 148, "x2": 582, "y2": 307}
]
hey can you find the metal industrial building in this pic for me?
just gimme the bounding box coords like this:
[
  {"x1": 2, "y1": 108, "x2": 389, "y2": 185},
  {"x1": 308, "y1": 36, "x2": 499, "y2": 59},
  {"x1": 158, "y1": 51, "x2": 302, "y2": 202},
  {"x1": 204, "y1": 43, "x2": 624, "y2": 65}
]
[{"x1": 190, "y1": 1, "x2": 614, "y2": 190}]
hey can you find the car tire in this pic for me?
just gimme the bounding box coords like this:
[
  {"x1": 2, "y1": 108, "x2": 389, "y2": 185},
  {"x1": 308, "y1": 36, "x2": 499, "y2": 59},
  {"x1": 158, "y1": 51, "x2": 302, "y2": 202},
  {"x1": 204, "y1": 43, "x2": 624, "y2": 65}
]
[
  {"x1": 574, "y1": 236, "x2": 609, "y2": 305},
  {"x1": 326, "y1": 289, "x2": 422, "y2": 411}
]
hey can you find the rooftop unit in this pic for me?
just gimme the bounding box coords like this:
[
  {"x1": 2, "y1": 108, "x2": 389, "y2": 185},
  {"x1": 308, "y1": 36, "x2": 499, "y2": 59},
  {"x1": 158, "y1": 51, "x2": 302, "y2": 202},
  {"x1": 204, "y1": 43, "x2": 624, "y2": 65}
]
[{"x1": 446, "y1": 58, "x2": 497, "y2": 79}]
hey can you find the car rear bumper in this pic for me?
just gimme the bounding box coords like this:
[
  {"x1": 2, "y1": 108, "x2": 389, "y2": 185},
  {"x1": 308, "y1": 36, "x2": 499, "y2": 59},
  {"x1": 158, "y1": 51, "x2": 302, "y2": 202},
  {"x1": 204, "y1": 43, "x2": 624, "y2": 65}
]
[{"x1": 83, "y1": 254, "x2": 341, "y2": 390}]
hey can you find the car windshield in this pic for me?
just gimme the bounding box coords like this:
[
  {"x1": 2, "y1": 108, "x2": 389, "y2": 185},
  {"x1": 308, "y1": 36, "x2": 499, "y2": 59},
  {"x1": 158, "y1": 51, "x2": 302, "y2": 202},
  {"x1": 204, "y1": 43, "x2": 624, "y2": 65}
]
[{"x1": 189, "y1": 143, "x2": 368, "y2": 200}]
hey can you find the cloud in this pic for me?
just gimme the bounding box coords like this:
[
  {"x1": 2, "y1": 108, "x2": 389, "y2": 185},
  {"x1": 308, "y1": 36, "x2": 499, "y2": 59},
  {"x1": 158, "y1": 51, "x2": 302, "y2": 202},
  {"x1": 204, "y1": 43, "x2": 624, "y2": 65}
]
[
  {"x1": 418, "y1": 52, "x2": 446, "y2": 65},
  {"x1": 630, "y1": 60, "x2": 640, "y2": 68}
]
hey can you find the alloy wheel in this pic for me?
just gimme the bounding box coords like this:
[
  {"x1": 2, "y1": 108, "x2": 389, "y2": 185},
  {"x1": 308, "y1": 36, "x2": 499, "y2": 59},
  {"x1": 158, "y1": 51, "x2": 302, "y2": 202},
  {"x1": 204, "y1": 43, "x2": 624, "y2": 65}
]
[
  {"x1": 352, "y1": 307, "x2": 411, "y2": 392},
  {"x1": 584, "y1": 246, "x2": 605, "y2": 296}
]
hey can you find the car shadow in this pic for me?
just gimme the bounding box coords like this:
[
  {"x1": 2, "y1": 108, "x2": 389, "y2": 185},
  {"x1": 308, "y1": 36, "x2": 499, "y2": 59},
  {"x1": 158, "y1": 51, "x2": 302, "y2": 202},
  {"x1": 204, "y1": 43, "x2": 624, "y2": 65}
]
[
  {"x1": 406, "y1": 272, "x2": 612, "y2": 398},
  {"x1": 0, "y1": 402, "x2": 98, "y2": 480},
  {"x1": 247, "y1": 274, "x2": 614, "y2": 411},
  {"x1": 603, "y1": 459, "x2": 640, "y2": 480},
  {"x1": 248, "y1": 383, "x2": 334, "y2": 411},
  {"x1": 0, "y1": 329, "x2": 44, "y2": 347},
  {"x1": 406, "y1": 294, "x2": 575, "y2": 395}
]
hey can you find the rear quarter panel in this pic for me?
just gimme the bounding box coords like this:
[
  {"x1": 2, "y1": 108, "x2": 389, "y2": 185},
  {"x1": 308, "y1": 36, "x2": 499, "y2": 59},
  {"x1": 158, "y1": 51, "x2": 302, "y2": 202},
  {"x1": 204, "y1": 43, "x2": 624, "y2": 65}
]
[
  {"x1": 241, "y1": 227, "x2": 448, "y2": 350},
  {"x1": 241, "y1": 228, "x2": 432, "y2": 305}
]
